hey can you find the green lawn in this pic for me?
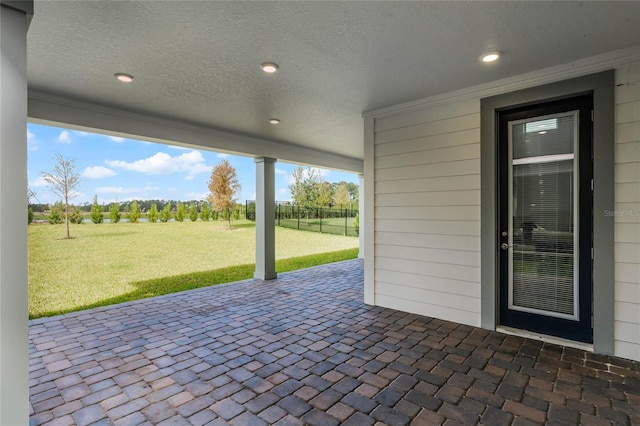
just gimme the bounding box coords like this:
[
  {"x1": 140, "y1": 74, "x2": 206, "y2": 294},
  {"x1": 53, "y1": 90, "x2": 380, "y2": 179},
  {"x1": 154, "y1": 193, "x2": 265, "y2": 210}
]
[{"x1": 28, "y1": 220, "x2": 359, "y2": 319}]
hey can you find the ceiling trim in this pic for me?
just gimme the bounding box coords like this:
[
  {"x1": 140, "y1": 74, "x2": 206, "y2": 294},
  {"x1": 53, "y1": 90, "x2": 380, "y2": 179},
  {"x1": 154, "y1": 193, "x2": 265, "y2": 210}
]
[
  {"x1": 28, "y1": 91, "x2": 363, "y2": 173},
  {"x1": 363, "y1": 45, "x2": 640, "y2": 120}
]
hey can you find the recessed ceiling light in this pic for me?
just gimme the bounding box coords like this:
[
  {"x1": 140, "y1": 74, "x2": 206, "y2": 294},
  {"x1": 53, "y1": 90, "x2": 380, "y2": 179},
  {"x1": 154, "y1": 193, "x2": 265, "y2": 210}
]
[
  {"x1": 481, "y1": 52, "x2": 500, "y2": 63},
  {"x1": 114, "y1": 73, "x2": 134, "y2": 83},
  {"x1": 269, "y1": 118, "x2": 280, "y2": 124},
  {"x1": 261, "y1": 62, "x2": 279, "y2": 73}
]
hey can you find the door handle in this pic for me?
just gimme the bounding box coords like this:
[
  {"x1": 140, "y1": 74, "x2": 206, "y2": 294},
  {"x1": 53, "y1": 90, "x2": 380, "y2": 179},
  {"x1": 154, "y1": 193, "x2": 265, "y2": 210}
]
[{"x1": 501, "y1": 243, "x2": 511, "y2": 251}]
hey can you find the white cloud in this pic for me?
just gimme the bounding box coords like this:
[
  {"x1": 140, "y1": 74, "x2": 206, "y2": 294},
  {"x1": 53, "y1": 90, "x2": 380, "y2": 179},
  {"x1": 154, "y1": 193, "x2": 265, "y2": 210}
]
[
  {"x1": 277, "y1": 188, "x2": 290, "y2": 200},
  {"x1": 83, "y1": 166, "x2": 116, "y2": 179},
  {"x1": 109, "y1": 136, "x2": 125, "y2": 143},
  {"x1": 217, "y1": 153, "x2": 230, "y2": 158},
  {"x1": 251, "y1": 193, "x2": 256, "y2": 200},
  {"x1": 27, "y1": 129, "x2": 38, "y2": 151},
  {"x1": 185, "y1": 192, "x2": 208, "y2": 200},
  {"x1": 169, "y1": 145, "x2": 189, "y2": 150},
  {"x1": 30, "y1": 176, "x2": 48, "y2": 187},
  {"x1": 105, "y1": 150, "x2": 210, "y2": 177},
  {"x1": 73, "y1": 131, "x2": 89, "y2": 136},
  {"x1": 275, "y1": 168, "x2": 287, "y2": 175},
  {"x1": 96, "y1": 185, "x2": 160, "y2": 195},
  {"x1": 57, "y1": 130, "x2": 72, "y2": 144}
]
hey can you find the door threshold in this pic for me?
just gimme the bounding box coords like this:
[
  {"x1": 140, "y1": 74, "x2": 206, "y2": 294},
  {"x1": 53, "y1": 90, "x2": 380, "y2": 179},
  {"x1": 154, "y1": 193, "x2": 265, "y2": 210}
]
[{"x1": 496, "y1": 326, "x2": 594, "y2": 352}]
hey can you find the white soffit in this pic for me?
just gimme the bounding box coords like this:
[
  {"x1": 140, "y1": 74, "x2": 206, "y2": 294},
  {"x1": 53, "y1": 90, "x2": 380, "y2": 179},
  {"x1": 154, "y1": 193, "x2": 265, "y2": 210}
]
[{"x1": 27, "y1": 1, "x2": 640, "y2": 162}]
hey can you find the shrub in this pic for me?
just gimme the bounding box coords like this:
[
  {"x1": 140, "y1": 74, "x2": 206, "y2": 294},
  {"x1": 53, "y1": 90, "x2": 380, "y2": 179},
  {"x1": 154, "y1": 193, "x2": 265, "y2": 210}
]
[
  {"x1": 148, "y1": 204, "x2": 159, "y2": 223},
  {"x1": 109, "y1": 203, "x2": 121, "y2": 224},
  {"x1": 48, "y1": 202, "x2": 64, "y2": 225},
  {"x1": 189, "y1": 202, "x2": 198, "y2": 222},
  {"x1": 159, "y1": 203, "x2": 172, "y2": 222},
  {"x1": 69, "y1": 206, "x2": 84, "y2": 224},
  {"x1": 175, "y1": 202, "x2": 186, "y2": 222},
  {"x1": 90, "y1": 195, "x2": 104, "y2": 224},
  {"x1": 28, "y1": 206, "x2": 34, "y2": 224},
  {"x1": 199, "y1": 203, "x2": 211, "y2": 221},
  {"x1": 127, "y1": 200, "x2": 141, "y2": 223}
]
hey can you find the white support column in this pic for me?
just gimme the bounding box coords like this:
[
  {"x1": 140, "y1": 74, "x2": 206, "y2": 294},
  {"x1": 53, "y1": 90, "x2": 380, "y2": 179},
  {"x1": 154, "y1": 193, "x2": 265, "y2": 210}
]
[
  {"x1": 1, "y1": 2, "x2": 30, "y2": 424},
  {"x1": 363, "y1": 117, "x2": 375, "y2": 305},
  {"x1": 358, "y1": 174, "x2": 364, "y2": 259},
  {"x1": 254, "y1": 157, "x2": 277, "y2": 280}
]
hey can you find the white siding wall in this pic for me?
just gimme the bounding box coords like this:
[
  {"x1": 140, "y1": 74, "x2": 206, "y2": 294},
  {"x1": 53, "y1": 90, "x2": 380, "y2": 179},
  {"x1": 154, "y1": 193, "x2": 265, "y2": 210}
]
[
  {"x1": 373, "y1": 99, "x2": 482, "y2": 326},
  {"x1": 614, "y1": 61, "x2": 640, "y2": 360}
]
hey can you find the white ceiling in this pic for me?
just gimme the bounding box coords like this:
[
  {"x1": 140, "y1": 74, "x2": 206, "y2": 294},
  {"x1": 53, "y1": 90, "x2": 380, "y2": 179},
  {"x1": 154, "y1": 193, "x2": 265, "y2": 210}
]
[{"x1": 26, "y1": 1, "x2": 640, "y2": 167}]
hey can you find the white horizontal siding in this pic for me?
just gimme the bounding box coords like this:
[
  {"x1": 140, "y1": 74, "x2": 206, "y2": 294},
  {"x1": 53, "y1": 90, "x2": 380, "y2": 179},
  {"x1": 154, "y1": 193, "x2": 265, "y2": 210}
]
[
  {"x1": 375, "y1": 244, "x2": 480, "y2": 267},
  {"x1": 375, "y1": 143, "x2": 480, "y2": 170},
  {"x1": 375, "y1": 219, "x2": 480, "y2": 236},
  {"x1": 375, "y1": 294, "x2": 480, "y2": 327},
  {"x1": 374, "y1": 99, "x2": 479, "y2": 133},
  {"x1": 376, "y1": 174, "x2": 480, "y2": 194},
  {"x1": 376, "y1": 189, "x2": 480, "y2": 207},
  {"x1": 373, "y1": 100, "x2": 482, "y2": 328},
  {"x1": 375, "y1": 129, "x2": 479, "y2": 157},
  {"x1": 375, "y1": 231, "x2": 481, "y2": 252},
  {"x1": 616, "y1": 141, "x2": 640, "y2": 164},
  {"x1": 375, "y1": 113, "x2": 480, "y2": 145},
  {"x1": 375, "y1": 268, "x2": 481, "y2": 298},
  {"x1": 614, "y1": 62, "x2": 640, "y2": 362}
]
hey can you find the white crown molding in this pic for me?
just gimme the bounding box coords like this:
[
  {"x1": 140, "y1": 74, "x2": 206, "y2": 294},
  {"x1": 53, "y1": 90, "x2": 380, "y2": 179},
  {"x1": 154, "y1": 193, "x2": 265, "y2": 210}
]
[{"x1": 364, "y1": 45, "x2": 640, "y2": 120}]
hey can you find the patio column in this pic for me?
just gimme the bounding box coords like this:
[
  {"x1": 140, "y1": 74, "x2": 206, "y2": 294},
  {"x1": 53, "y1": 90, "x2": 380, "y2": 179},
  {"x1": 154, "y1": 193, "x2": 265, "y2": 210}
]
[
  {"x1": 358, "y1": 173, "x2": 364, "y2": 259},
  {"x1": 254, "y1": 157, "x2": 277, "y2": 280},
  {"x1": 0, "y1": 2, "x2": 31, "y2": 424}
]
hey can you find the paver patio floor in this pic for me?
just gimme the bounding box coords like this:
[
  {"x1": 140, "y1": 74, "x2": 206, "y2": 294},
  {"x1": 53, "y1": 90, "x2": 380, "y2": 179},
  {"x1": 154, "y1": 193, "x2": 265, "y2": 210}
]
[{"x1": 30, "y1": 259, "x2": 640, "y2": 425}]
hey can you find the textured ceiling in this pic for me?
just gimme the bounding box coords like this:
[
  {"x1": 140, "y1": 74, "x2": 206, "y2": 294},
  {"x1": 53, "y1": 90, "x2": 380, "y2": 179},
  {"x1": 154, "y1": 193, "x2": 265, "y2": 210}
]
[{"x1": 27, "y1": 1, "x2": 640, "y2": 162}]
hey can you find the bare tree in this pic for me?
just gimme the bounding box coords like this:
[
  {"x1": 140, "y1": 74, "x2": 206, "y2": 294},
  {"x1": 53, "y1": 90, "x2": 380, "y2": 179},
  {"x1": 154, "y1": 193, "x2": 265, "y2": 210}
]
[
  {"x1": 42, "y1": 153, "x2": 81, "y2": 239},
  {"x1": 208, "y1": 159, "x2": 241, "y2": 230}
]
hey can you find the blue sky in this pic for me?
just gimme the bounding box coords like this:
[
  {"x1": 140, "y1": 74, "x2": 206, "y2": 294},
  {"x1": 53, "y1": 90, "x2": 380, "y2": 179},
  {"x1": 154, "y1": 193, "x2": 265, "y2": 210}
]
[{"x1": 27, "y1": 123, "x2": 358, "y2": 206}]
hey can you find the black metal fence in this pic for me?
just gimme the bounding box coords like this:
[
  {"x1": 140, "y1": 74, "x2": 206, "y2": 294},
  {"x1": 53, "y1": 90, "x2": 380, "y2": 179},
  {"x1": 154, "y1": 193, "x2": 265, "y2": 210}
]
[{"x1": 246, "y1": 201, "x2": 358, "y2": 237}]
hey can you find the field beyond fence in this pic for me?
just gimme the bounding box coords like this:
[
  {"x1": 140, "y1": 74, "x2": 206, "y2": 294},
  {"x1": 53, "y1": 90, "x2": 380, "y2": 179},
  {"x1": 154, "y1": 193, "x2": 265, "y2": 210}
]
[{"x1": 246, "y1": 202, "x2": 359, "y2": 237}]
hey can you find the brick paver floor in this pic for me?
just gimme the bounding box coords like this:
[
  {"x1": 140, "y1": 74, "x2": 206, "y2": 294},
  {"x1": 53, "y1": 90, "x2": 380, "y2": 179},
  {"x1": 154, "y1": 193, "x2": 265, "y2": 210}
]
[{"x1": 29, "y1": 259, "x2": 640, "y2": 425}]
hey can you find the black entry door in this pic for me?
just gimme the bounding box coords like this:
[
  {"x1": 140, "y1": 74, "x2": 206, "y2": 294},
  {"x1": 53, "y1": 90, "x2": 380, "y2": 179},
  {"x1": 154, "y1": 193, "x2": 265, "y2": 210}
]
[{"x1": 498, "y1": 95, "x2": 593, "y2": 343}]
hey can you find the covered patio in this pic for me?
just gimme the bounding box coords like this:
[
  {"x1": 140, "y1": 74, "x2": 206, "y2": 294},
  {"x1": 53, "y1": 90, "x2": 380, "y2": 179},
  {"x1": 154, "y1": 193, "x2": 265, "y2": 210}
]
[{"x1": 30, "y1": 260, "x2": 640, "y2": 425}]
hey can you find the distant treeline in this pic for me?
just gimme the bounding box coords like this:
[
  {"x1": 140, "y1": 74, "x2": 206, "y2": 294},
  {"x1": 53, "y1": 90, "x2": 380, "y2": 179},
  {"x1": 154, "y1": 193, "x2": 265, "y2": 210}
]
[{"x1": 30, "y1": 199, "x2": 203, "y2": 213}]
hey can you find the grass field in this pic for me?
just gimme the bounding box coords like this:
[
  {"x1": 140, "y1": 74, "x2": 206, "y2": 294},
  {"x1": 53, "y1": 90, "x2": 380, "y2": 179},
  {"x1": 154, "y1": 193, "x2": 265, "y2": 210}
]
[{"x1": 28, "y1": 220, "x2": 359, "y2": 319}]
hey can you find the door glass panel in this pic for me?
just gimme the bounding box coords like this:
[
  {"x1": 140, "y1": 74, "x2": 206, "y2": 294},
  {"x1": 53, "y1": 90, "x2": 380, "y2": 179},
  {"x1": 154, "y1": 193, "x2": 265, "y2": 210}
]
[
  {"x1": 513, "y1": 115, "x2": 575, "y2": 159},
  {"x1": 509, "y1": 112, "x2": 578, "y2": 320}
]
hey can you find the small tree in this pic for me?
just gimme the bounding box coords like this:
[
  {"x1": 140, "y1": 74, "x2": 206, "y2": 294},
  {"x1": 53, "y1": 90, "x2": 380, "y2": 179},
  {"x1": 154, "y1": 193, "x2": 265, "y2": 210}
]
[
  {"x1": 199, "y1": 203, "x2": 211, "y2": 221},
  {"x1": 317, "y1": 181, "x2": 333, "y2": 207},
  {"x1": 127, "y1": 200, "x2": 141, "y2": 223},
  {"x1": 28, "y1": 207, "x2": 34, "y2": 224},
  {"x1": 289, "y1": 166, "x2": 320, "y2": 225},
  {"x1": 109, "y1": 202, "x2": 121, "y2": 223},
  {"x1": 188, "y1": 202, "x2": 198, "y2": 222},
  {"x1": 90, "y1": 195, "x2": 104, "y2": 224},
  {"x1": 48, "y1": 202, "x2": 64, "y2": 224},
  {"x1": 175, "y1": 202, "x2": 186, "y2": 222},
  {"x1": 208, "y1": 159, "x2": 241, "y2": 230},
  {"x1": 148, "y1": 203, "x2": 159, "y2": 223},
  {"x1": 333, "y1": 182, "x2": 350, "y2": 207},
  {"x1": 42, "y1": 153, "x2": 82, "y2": 239},
  {"x1": 159, "y1": 203, "x2": 172, "y2": 222}
]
